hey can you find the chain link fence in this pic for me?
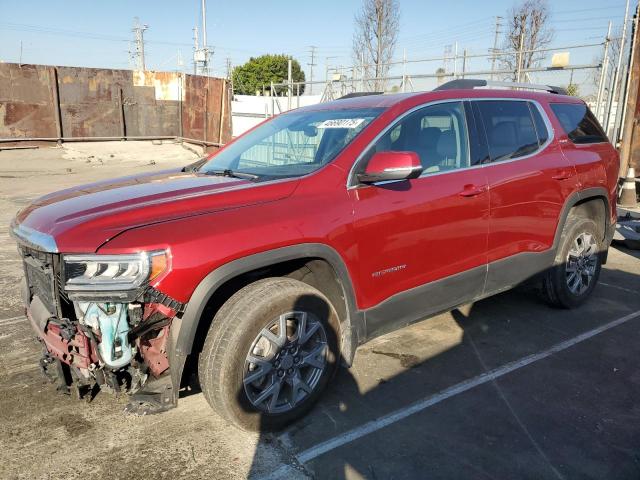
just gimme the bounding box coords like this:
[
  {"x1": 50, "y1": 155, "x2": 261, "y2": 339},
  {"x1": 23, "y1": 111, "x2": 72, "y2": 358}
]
[{"x1": 253, "y1": 40, "x2": 629, "y2": 144}]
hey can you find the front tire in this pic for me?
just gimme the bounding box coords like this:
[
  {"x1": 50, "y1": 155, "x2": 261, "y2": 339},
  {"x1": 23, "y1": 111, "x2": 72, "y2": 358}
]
[
  {"x1": 198, "y1": 278, "x2": 340, "y2": 431},
  {"x1": 542, "y1": 216, "x2": 603, "y2": 308}
]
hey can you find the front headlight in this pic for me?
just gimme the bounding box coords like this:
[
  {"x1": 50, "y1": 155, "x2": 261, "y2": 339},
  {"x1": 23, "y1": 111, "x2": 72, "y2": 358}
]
[{"x1": 63, "y1": 251, "x2": 169, "y2": 291}]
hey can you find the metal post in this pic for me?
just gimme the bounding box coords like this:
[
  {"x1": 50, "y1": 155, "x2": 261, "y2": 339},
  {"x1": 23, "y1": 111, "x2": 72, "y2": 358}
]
[
  {"x1": 50, "y1": 67, "x2": 63, "y2": 145},
  {"x1": 270, "y1": 81, "x2": 275, "y2": 116},
  {"x1": 606, "y1": 0, "x2": 631, "y2": 140},
  {"x1": 201, "y1": 0, "x2": 208, "y2": 75},
  {"x1": 204, "y1": 78, "x2": 208, "y2": 146},
  {"x1": 361, "y1": 52, "x2": 365, "y2": 91},
  {"x1": 193, "y1": 27, "x2": 198, "y2": 75},
  {"x1": 287, "y1": 58, "x2": 293, "y2": 110},
  {"x1": 218, "y1": 79, "x2": 226, "y2": 144},
  {"x1": 516, "y1": 29, "x2": 525, "y2": 82},
  {"x1": 178, "y1": 73, "x2": 183, "y2": 139},
  {"x1": 308, "y1": 46, "x2": 316, "y2": 95},
  {"x1": 118, "y1": 87, "x2": 126, "y2": 140},
  {"x1": 620, "y1": 5, "x2": 639, "y2": 142},
  {"x1": 462, "y1": 49, "x2": 467, "y2": 79},
  {"x1": 596, "y1": 22, "x2": 612, "y2": 121},
  {"x1": 491, "y1": 16, "x2": 502, "y2": 80},
  {"x1": 402, "y1": 48, "x2": 407, "y2": 92},
  {"x1": 453, "y1": 42, "x2": 458, "y2": 78}
]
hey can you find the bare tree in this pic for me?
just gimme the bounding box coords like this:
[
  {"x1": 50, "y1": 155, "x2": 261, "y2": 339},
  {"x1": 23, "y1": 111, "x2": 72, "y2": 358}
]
[
  {"x1": 352, "y1": 0, "x2": 400, "y2": 91},
  {"x1": 498, "y1": 0, "x2": 554, "y2": 81}
]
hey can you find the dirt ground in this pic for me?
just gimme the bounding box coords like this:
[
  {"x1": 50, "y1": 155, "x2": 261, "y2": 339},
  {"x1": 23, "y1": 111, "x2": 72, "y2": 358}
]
[{"x1": 1, "y1": 142, "x2": 639, "y2": 480}]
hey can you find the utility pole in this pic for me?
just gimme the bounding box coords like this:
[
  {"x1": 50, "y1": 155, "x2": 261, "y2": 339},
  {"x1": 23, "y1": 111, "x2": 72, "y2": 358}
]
[
  {"x1": 177, "y1": 50, "x2": 184, "y2": 72},
  {"x1": 620, "y1": 3, "x2": 639, "y2": 145},
  {"x1": 606, "y1": 0, "x2": 631, "y2": 140},
  {"x1": 307, "y1": 46, "x2": 317, "y2": 95},
  {"x1": 193, "y1": 0, "x2": 212, "y2": 76},
  {"x1": 490, "y1": 16, "x2": 502, "y2": 80},
  {"x1": 619, "y1": 4, "x2": 640, "y2": 176},
  {"x1": 201, "y1": 0, "x2": 208, "y2": 75},
  {"x1": 596, "y1": 22, "x2": 613, "y2": 121},
  {"x1": 131, "y1": 17, "x2": 148, "y2": 71},
  {"x1": 193, "y1": 26, "x2": 199, "y2": 74}
]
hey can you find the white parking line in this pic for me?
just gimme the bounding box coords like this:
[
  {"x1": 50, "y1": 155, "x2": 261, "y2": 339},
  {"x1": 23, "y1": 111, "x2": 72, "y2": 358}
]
[
  {"x1": 600, "y1": 282, "x2": 638, "y2": 295},
  {"x1": 264, "y1": 308, "x2": 640, "y2": 479},
  {"x1": 0, "y1": 315, "x2": 26, "y2": 326}
]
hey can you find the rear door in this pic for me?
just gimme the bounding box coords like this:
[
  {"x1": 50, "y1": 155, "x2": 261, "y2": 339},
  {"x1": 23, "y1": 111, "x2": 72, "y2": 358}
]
[
  {"x1": 473, "y1": 99, "x2": 580, "y2": 293},
  {"x1": 349, "y1": 101, "x2": 490, "y2": 337}
]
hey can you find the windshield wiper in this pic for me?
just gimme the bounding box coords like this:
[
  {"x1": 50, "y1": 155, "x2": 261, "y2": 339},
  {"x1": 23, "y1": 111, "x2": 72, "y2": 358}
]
[
  {"x1": 204, "y1": 169, "x2": 259, "y2": 180},
  {"x1": 182, "y1": 157, "x2": 208, "y2": 172}
]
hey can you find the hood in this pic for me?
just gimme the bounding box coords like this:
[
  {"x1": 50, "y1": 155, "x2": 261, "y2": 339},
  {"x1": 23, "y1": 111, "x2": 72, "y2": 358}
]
[{"x1": 13, "y1": 168, "x2": 298, "y2": 252}]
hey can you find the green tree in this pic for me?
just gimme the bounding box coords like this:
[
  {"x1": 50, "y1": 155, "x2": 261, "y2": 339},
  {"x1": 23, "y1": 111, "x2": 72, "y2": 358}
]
[{"x1": 232, "y1": 54, "x2": 306, "y2": 96}]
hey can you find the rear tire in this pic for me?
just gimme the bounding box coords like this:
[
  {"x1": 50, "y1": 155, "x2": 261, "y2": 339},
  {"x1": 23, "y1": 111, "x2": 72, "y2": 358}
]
[
  {"x1": 198, "y1": 278, "x2": 340, "y2": 431},
  {"x1": 541, "y1": 216, "x2": 603, "y2": 308}
]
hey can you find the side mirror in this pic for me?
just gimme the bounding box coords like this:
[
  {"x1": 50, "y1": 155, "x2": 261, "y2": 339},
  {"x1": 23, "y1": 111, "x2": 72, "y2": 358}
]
[{"x1": 357, "y1": 151, "x2": 423, "y2": 184}]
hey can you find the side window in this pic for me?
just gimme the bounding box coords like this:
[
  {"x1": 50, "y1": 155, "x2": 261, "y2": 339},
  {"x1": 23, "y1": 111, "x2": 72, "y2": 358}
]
[
  {"x1": 477, "y1": 100, "x2": 541, "y2": 162},
  {"x1": 550, "y1": 103, "x2": 608, "y2": 144},
  {"x1": 370, "y1": 102, "x2": 470, "y2": 174}
]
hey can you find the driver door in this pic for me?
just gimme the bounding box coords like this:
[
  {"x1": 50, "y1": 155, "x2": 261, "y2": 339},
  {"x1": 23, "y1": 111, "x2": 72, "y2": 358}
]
[{"x1": 348, "y1": 101, "x2": 490, "y2": 338}]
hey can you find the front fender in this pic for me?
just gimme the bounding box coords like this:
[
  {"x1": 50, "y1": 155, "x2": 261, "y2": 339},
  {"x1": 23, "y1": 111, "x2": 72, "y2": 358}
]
[{"x1": 173, "y1": 243, "x2": 363, "y2": 364}]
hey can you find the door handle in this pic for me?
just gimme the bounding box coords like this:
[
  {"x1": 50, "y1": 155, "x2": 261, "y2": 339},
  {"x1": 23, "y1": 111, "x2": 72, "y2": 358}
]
[
  {"x1": 459, "y1": 184, "x2": 487, "y2": 197},
  {"x1": 552, "y1": 170, "x2": 574, "y2": 181}
]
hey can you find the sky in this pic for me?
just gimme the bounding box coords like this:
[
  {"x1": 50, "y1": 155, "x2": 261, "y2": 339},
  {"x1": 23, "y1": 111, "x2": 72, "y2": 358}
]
[{"x1": 0, "y1": 0, "x2": 631, "y2": 93}]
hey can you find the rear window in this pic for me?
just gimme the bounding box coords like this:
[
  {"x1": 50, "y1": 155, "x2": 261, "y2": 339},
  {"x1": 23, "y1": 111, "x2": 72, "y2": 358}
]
[
  {"x1": 550, "y1": 103, "x2": 608, "y2": 144},
  {"x1": 476, "y1": 100, "x2": 544, "y2": 162}
]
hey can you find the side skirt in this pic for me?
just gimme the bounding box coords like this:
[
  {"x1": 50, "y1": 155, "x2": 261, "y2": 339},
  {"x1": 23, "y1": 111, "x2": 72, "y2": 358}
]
[{"x1": 362, "y1": 249, "x2": 557, "y2": 343}]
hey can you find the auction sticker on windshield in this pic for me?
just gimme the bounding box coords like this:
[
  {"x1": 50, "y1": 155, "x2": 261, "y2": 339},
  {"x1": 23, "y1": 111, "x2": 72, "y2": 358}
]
[{"x1": 317, "y1": 118, "x2": 365, "y2": 129}]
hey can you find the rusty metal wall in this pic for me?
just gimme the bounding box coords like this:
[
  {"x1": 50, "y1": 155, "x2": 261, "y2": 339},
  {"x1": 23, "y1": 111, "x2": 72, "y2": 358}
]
[
  {"x1": 0, "y1": 63, "x2": 232, "y2": 147},
  {"x1": 0, "y1": 64, "x2": 58, "y2": 138}
]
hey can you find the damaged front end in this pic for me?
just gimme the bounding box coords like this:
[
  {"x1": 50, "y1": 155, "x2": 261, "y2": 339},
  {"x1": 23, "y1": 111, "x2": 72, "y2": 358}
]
[{"x1": 16, "y1": 237, "x2": 185, "y2": 415}]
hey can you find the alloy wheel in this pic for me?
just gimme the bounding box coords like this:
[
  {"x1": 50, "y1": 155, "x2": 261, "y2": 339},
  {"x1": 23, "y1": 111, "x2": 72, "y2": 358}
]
[
  {"x1": 565, "y1": 231, "x2": 598, "y2": 295},
  {"x1": 243, "y1": 311, "x2": 328, "y2": 414}
]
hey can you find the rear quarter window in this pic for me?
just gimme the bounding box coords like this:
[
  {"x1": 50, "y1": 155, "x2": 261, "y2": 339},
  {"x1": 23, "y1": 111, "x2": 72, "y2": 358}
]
[
  {"x1": 550, "y1": 103, "x2": 608, "y2": 144},
  {"x1": 476, "y1": 100, "x2": 542, "y2": 162}
]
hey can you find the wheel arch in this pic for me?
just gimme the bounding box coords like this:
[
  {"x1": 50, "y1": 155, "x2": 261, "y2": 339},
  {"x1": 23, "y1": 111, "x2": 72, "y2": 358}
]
[
  {"x1": 174, "y1": 243, "x2": 363, "y2": 372},
  {"x1": 553, "y1": 187, "x2": 611, "y2": 251}
]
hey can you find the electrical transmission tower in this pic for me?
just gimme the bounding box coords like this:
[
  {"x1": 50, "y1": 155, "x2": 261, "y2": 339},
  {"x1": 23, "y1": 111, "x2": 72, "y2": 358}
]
[
  {"x1": 130, "y1": 17, "x2": 149, "y2": 71},
  {"x1": 193, "y1": 0, "x2": 212, "y2": 75},
  {"x1": 307, "y1": 46, "x2": 317, "y2": 94}
]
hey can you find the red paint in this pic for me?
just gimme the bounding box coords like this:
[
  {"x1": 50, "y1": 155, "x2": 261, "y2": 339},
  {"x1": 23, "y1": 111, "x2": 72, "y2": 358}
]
[
  {"x1": 16, "y1": 89, "x2": 619, "y2": 314},
  {"x1": 27, "y1": 309, "x2": 96, "y2": 369},
  {"x1": 365, "y1": 151, "x2": 421, "y2": 173}
]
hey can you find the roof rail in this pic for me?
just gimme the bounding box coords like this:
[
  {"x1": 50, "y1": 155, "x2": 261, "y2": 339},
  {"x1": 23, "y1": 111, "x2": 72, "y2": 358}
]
[
  {"x1": 338, "y1": 92, "x2": 383, "y2": 100},
  {"x1": 434, "y1": 79, "x2": 568, "y2": 96}
]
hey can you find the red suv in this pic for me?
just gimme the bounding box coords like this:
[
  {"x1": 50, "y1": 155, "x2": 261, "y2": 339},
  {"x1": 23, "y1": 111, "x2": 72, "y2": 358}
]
[{"x1": 12, "y1": 80, "x2": 619, "y2": 430}]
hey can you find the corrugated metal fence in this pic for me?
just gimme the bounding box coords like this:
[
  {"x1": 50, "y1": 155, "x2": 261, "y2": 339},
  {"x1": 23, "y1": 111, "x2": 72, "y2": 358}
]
[{"x1": 0, "y1": 63, "x2": 231, "y2": 150}]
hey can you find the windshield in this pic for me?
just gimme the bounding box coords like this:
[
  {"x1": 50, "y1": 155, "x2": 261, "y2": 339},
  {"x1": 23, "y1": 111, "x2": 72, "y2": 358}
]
[{"x1": 200, "y1": 107, "x2": 384, "y2": 180}]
